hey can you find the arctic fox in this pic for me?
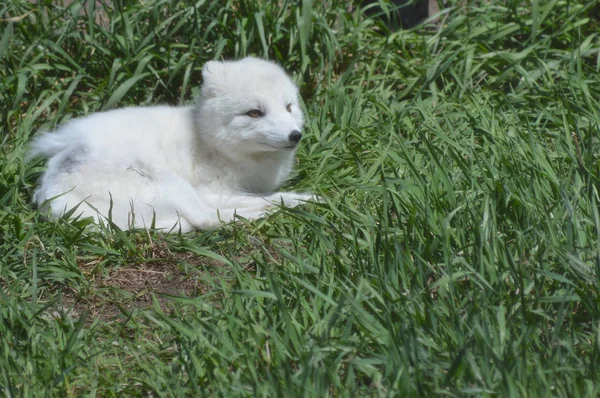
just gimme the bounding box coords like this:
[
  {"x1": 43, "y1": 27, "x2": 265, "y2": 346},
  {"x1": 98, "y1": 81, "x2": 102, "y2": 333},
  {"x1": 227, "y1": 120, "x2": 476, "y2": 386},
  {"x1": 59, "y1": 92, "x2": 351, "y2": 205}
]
[{"x1": 29, "y1": 57, "x2": 315, "y2": 232}]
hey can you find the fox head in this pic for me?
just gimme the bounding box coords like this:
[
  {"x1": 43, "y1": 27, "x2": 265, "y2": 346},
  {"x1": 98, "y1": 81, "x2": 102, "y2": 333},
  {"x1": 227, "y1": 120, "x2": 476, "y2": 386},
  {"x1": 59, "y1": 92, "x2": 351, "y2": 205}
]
[{"x1": 195, "y1": 57, "x2": 305, "y2": 154}]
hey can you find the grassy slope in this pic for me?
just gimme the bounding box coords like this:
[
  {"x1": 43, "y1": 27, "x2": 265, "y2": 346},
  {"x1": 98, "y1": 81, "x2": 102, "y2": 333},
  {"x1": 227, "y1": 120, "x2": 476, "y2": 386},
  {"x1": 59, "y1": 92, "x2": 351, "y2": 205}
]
[{"x1": 1, "y1": 0, "x2": 600, "y2": 396}]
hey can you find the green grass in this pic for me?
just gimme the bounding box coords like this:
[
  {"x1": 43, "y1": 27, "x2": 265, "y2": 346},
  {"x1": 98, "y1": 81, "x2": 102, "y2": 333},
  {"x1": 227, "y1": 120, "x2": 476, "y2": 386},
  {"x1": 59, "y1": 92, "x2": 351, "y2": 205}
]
[{"x1": 1, "y1": 0, "x2": 600, "y2": 395}]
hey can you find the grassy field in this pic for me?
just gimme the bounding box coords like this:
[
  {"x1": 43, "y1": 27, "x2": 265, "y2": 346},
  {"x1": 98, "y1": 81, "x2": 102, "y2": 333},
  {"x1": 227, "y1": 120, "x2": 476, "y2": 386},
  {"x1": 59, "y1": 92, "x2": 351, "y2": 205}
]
[{"x1": 1, "y1": 0, "x2": 600, "y2": 396}]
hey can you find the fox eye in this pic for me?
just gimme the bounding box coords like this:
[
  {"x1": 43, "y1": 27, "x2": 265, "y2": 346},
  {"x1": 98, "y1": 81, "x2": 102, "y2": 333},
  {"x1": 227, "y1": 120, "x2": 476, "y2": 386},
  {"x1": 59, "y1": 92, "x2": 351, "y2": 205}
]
[
  {"x1": 286, "y1": 103, "x2": 292, "y2": 113},
  {"x1": 246, "y1": 109, "x2": 264, "y2": 118}
]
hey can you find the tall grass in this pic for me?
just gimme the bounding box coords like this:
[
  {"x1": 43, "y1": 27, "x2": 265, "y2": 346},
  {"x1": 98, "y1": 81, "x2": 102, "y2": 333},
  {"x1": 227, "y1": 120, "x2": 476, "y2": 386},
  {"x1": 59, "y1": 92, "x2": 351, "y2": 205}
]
[{"x1": 1, "y1": 0, "x2": 600, "y2": 396}]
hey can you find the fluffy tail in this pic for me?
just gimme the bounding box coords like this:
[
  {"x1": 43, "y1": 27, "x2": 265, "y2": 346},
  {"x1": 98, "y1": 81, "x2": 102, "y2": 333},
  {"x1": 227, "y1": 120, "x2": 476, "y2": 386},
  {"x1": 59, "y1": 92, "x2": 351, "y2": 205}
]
[
  {"x1": 27, "y1": 133, "x2": 68, "y2": 161},
  {"x1": 26, "y1": 124, "x2": 85, "y2": 162}
]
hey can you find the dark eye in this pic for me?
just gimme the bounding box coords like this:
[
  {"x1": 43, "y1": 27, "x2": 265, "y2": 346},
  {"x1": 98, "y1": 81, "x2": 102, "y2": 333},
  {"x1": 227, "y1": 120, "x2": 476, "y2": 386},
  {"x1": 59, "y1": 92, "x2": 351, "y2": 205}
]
[
  {"x1": 246, "y1": 109, "x2": 264, "y2": 118},
  {"x1": 286, "y1": 103, "x2": 292, "y2": 113}
]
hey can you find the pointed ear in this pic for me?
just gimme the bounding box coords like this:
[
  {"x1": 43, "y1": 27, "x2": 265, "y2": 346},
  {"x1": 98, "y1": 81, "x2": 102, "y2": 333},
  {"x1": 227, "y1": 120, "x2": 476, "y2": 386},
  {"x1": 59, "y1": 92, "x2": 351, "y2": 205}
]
[
  {"x1": 201, "y1": 60, "x2": 224, "y2": 97},
  {"x1": 202, "y1": 60, "x2": 221, "y2": 76},
  {"x1": 202, "y1": 60, "x2": 223, "y2": 85}
]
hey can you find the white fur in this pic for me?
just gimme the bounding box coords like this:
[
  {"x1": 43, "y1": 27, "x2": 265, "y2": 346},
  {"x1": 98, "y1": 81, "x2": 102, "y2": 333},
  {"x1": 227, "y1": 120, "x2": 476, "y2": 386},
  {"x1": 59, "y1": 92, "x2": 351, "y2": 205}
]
[{"x1": 29, "y1": 57, "x2": 315, "y2": 232}]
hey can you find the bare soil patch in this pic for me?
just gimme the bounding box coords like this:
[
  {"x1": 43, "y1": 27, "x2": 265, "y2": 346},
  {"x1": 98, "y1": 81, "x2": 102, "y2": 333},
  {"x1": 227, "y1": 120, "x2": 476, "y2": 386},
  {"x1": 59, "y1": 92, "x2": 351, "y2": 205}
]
[{"x1": 60, "y1": 249, "x2": 224, "y2": 322}]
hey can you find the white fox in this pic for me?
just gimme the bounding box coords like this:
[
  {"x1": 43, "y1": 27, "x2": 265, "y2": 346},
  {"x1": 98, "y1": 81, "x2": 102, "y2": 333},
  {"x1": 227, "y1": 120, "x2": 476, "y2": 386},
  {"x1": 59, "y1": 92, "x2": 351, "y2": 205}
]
[{"x1": 29, "y1": 57, "x2": 315, "y2": 232}]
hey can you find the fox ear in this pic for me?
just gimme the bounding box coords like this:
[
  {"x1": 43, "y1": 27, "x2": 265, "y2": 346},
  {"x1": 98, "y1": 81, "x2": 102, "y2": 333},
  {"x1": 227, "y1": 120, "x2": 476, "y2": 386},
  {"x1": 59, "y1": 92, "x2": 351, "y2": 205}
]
[
  {"x1": 202, "y1": 61, "x2": 224, "y2": 84},
  {"x1": 202, "y1": 60, "x2": 221, "y2": 75},
  {"x1": 201, "y1": 60, "x2": 224, "y2": 97}
]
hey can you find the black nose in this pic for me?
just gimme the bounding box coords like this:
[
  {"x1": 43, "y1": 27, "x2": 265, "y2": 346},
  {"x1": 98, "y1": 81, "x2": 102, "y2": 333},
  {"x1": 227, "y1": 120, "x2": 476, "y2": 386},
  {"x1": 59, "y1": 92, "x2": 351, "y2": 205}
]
[{"x1": 289, "y1": 130, "x2": 302, "y2": 143}]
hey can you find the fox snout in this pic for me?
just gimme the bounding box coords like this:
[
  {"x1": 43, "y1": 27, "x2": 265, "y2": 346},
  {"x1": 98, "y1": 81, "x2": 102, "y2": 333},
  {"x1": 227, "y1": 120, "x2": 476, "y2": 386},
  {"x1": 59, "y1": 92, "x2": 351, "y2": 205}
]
[{"x1": 288, "y1": 130, "x2": 302, "y2": 144}]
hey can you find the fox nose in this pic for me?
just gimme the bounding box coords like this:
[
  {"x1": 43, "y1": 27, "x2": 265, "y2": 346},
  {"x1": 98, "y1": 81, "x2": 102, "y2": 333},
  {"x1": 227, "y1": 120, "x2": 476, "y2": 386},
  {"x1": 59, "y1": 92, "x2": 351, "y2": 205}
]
[{"x1": 288, "y1": 130, "x2": 302, "y2": 143}]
